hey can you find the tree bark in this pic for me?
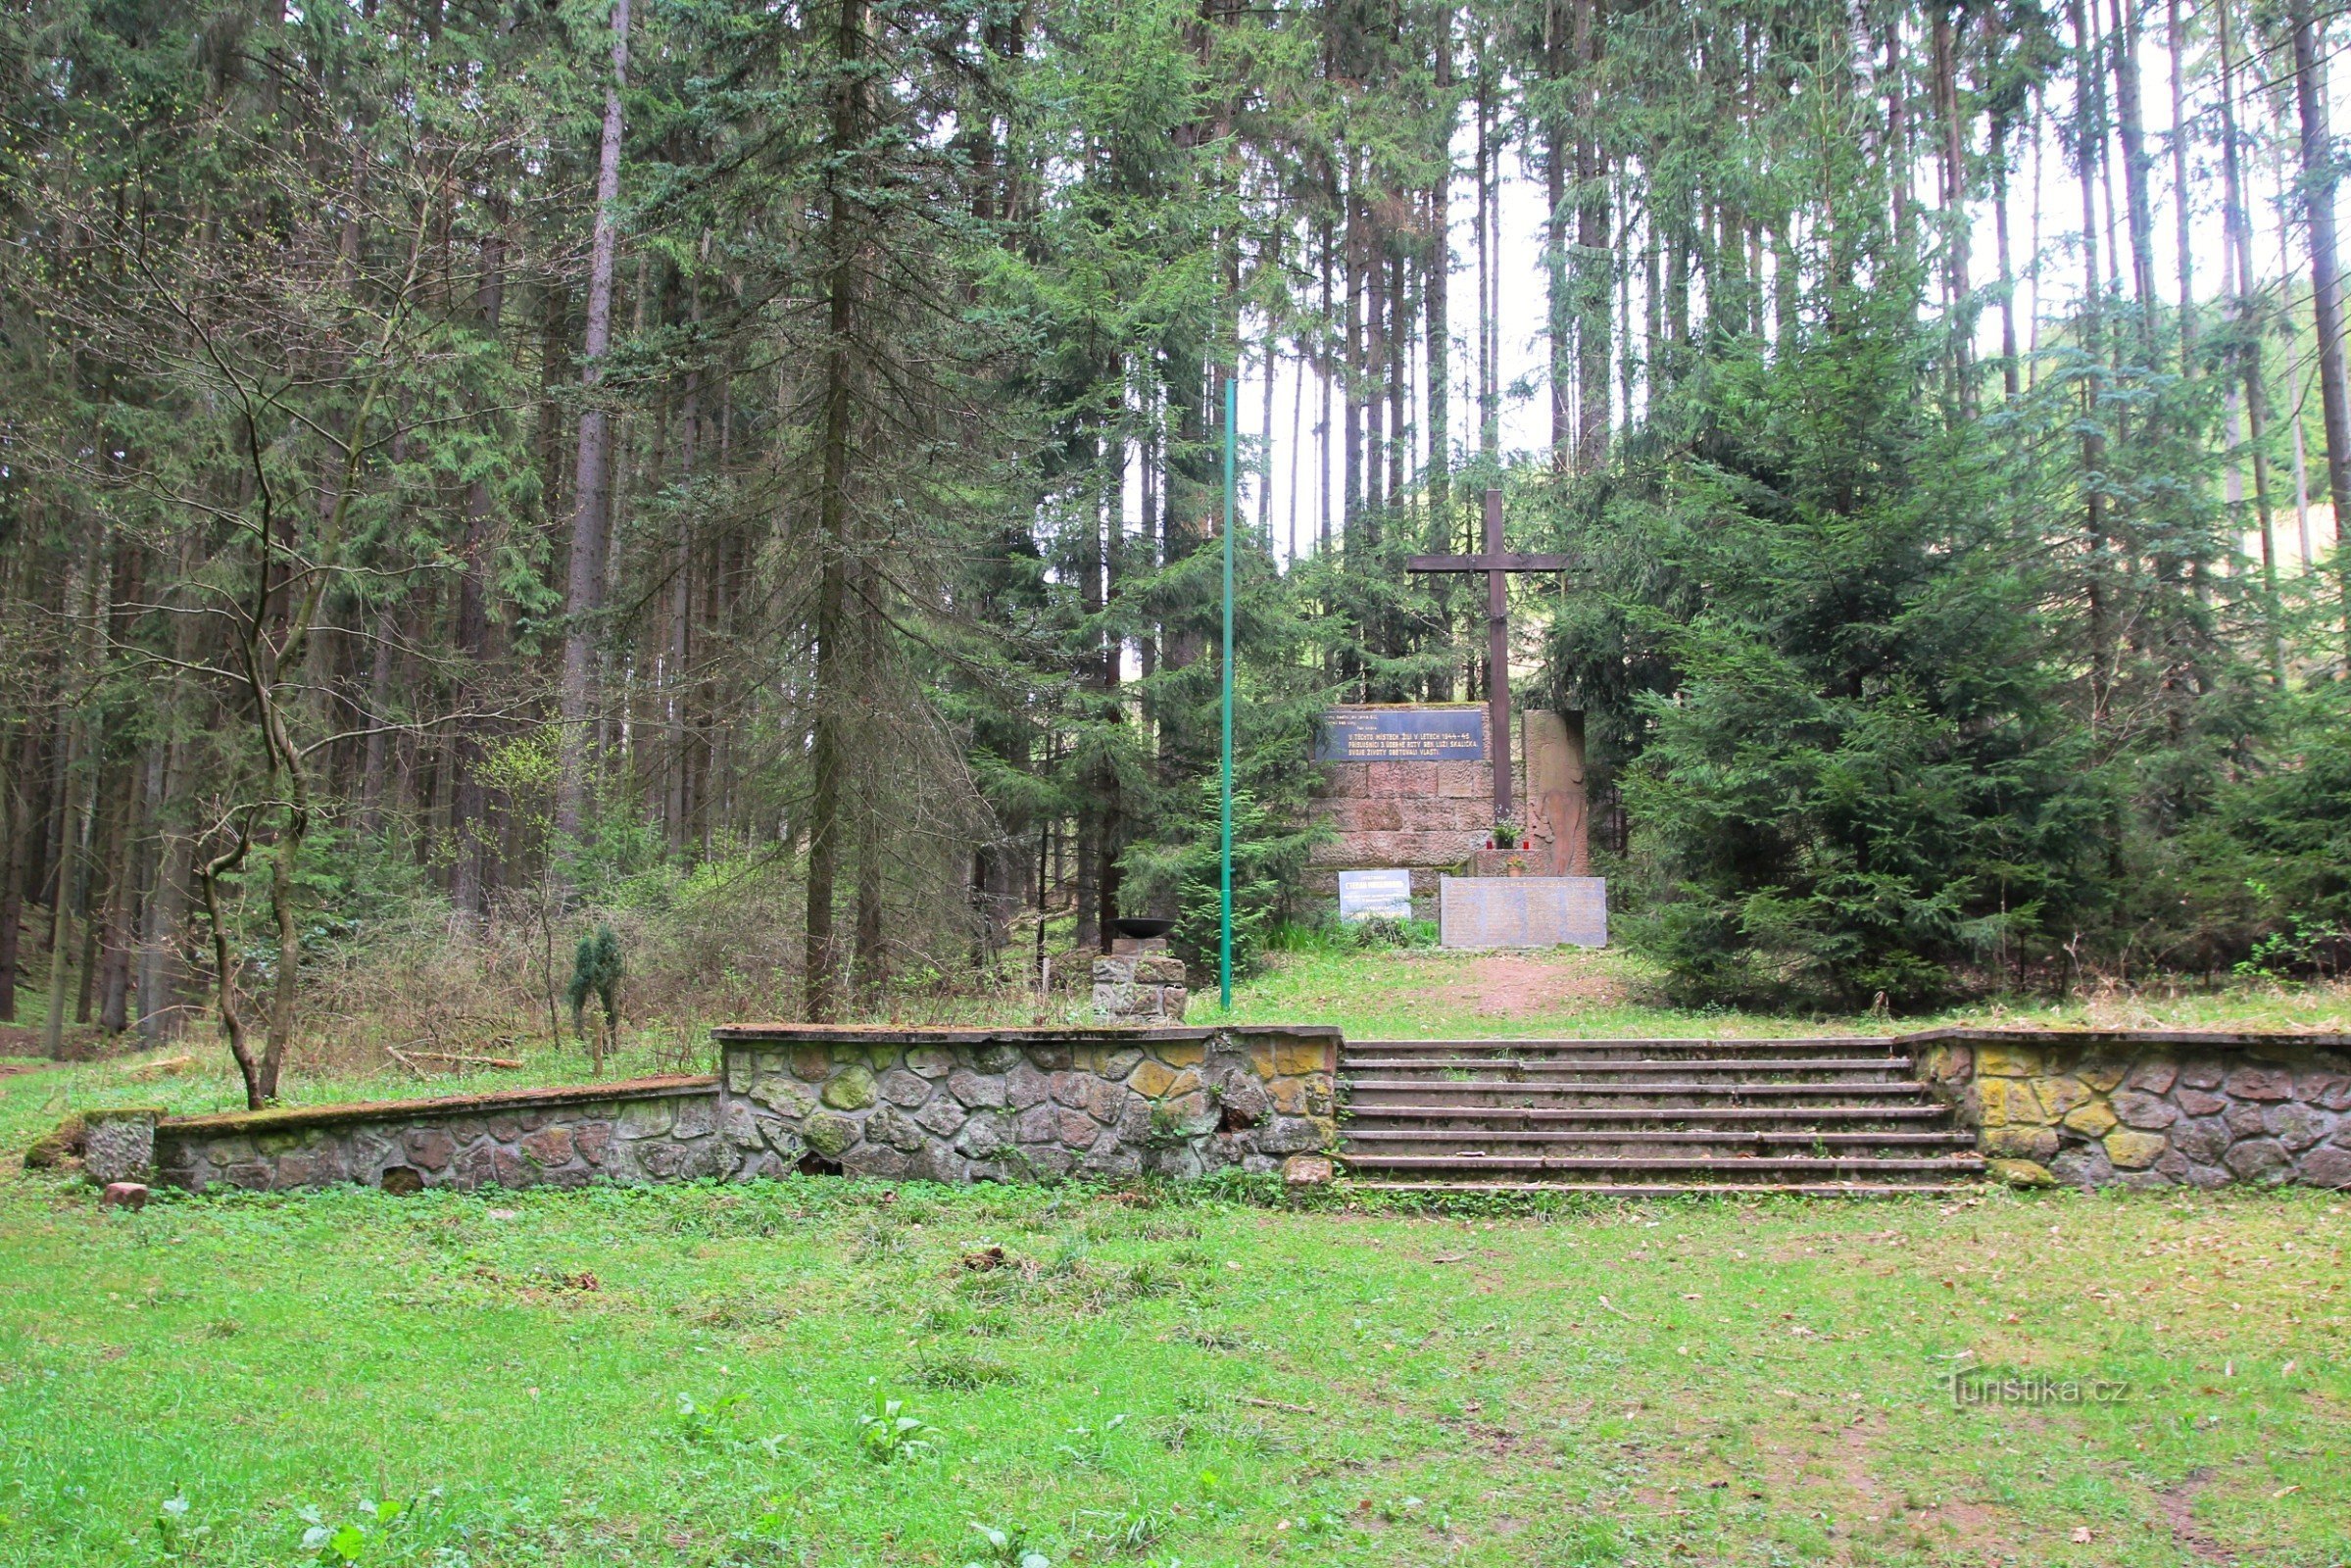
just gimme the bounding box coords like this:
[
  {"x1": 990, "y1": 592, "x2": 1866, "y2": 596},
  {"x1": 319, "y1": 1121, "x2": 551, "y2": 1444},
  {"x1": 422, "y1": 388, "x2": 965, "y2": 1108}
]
[
  {"x1": 555, "y1": 0, "x2": 632, "y2": 848},
  {"x1": 1428, "y1": 18, "x2": 1453, "y2": 540},
  {"x1": 805, "y1": 0, "x2": 868, "y2": 1020},
  {"x1": 453, "y1": 215, "x2": 508, "y2": 917},
  {"x1": 2288, "y1": 0, "x2": 2351, "y2": 665}
]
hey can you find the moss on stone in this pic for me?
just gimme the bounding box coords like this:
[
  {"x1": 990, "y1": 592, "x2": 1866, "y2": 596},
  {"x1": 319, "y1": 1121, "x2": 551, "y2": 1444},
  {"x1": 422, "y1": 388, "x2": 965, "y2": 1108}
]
[{"x1": 821, "y1": 1065, "x2": 877, "y2": 1110}]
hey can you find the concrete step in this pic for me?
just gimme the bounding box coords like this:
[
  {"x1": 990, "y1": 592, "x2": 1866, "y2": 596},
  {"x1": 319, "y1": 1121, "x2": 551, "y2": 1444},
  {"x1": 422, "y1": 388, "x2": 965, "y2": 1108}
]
[
  {"x1": 1345, "y1": 1082, "x2": 1937, "y2": 1111},
  {"x1": 1345, "y1": 1102, "x2": 1955, "y2": 1125},
  {"x1": 1340, "y1": 1152, "x2": 1983, "y2": 1177},
  {"x1": 1345, "y1": 1129, "x2": 1977, "y2": 1156},
  {"x1": 1347, "y1": 1181, "x2": 1980, "y2": 1198},
  {"x1": 1341, "y1": 1056, "x2": 1915, "y2": 1078},
  {"x1": 1347, "y1": 1037, "x2": 1901, "y2": 1059},
  {"x1": 1333, "y1": 1034, "x2": 1975, "y2": 1196}
]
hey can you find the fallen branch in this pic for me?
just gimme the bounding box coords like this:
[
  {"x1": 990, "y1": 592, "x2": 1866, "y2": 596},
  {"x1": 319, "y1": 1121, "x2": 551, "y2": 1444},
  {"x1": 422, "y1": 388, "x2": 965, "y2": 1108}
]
[
  {"x1": 1237, "y1": 1396, "x2": 1318, "y2": 1415},
  {"x1": 122, "y1": 1054, "x2": 196, "y2": 1080},
  {"x1": 385, "y1": 1045, "x2": 524, "y2": 1073}
]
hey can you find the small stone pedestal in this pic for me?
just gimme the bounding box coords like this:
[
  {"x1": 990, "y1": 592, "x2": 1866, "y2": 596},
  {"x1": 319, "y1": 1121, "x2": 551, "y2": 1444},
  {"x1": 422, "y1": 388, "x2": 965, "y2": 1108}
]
[
  {"x1": 1467, "y1": 847, "x2": 1543, "y2": 878},
  {"x1": 1093, "y1": 937, "x2": 1190, "y2": 1023}
]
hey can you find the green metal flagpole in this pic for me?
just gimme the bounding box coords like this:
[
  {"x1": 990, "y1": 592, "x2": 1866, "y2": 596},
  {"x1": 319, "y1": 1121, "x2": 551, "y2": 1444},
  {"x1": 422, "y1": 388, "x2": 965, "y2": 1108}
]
[{"x1": 1219, "y1": 374, "x2": 1237, "y2": 1009}]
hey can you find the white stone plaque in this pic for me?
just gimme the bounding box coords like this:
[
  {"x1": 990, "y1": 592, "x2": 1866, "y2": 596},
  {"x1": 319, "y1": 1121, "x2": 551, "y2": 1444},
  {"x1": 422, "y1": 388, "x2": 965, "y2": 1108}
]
[
  {"x1": 1439, "y1": 876, "x2": 1607, "y2": 949},
  {"x1": 1338, "y1": 868, "x2": 1415, "y2": 922}
]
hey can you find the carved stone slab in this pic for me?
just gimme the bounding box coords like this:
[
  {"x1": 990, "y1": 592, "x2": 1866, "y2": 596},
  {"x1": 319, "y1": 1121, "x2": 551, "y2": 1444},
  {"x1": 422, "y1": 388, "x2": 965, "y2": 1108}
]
[{"x1": 1439, "y1": 875, "x2": 1608, "y2": 950}]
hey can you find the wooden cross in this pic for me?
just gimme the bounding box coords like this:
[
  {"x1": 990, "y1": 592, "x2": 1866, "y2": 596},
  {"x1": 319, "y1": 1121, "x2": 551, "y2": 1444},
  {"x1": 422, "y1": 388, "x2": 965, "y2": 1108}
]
[{"x1": 1405, "y1": 486, "x2": 1571, "y2": 822}]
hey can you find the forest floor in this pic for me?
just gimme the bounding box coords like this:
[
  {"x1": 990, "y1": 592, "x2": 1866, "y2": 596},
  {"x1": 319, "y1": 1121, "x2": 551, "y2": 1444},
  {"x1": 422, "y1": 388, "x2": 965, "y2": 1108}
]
[{"x1": 1, "y1": 961, "x2": 2347, "y2": 1565}]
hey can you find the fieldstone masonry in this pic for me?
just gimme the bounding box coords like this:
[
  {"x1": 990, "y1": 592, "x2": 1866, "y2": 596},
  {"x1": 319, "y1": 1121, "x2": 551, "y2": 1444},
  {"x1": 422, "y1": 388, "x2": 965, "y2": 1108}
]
[
  {"x1": 1092, "y1": 936, "x2": 1189, "y2": 1023},
  {"x1": 95, "y1": 1027, "x2": 1338, "y2": 1195},
  {"x1": 718, "y1": 1025, "x2": 1335, "y2": 1182},
  {"x1": 1912, "y1": 1029, "x2": 2351, "y2": 1190},
  {"x1": 145, "y1": 1076, "x2": 730, "y2": 1194}
]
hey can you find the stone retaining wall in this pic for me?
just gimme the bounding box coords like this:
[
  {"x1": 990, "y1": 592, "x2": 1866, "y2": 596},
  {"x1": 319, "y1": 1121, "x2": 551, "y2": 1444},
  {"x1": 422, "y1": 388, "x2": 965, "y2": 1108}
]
[
  {"x1": 1911, "y1": 1029, "x2": 2351, "y2": 1190},
  {"x1": 98, "y1": 1026, "x2": 1339, "y2": 1196},
  {"x1": 138, "y1": 1076, "x2": 730, "y2": 1193},
  {"x1": 714, "y1": 1025, "x2": 1339, "y2": 1184}
]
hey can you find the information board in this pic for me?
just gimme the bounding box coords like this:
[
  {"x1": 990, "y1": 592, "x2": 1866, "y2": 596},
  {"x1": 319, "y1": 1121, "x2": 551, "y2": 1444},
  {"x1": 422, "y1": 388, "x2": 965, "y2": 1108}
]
[
  {"x1": 1338, "y1": 868, "x2": 1416, "y2": 922},
  {"x1": 1312, "y1": 705, "x2": 1487, "y2": 762},
  {"x1": 1439, "y1": 876, "x2": 1608, "y2": 949}
]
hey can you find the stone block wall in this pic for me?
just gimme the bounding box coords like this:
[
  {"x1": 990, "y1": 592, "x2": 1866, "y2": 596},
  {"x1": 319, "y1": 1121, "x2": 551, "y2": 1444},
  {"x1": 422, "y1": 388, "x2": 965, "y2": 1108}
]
[
  {"x1": 1092, "y1": 946, "x2": 1189, "y2": 1023},
  {"x1": 714, "y1": 1025, "x2": 1339, "y2": 1184},
  {"x1": 1305, "y1": 747, "x2": 1527, "y2": 905},
  {"x1": 143, "y1": 1076, "x2": 733, "y2": 1194},
  {"x1": 105, "y1": 1026, "x2": 1339, "y2": 1196},
  {"x1": 1911, "y1": 1030, "x2": 2351, "y2": 1190}
]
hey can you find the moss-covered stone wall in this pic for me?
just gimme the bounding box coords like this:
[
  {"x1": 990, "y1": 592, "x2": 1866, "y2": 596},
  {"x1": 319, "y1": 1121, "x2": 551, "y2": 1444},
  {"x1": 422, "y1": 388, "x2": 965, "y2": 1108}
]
[
  {"x1": 714, "y1": 1025, "x2": 1340, "y2": 1184},
  {"x1": 1910, "y1": 1030, "x2": 2351, "y2": 1189},
  {"x1": 111, "y1": 1026, "x2": 1339, "y2": 1195}
]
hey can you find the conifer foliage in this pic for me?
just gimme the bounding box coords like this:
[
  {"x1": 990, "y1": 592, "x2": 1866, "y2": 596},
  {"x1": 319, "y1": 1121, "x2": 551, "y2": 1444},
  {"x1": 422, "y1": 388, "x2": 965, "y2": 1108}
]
[{"x1": 2, "y1": 0, "x2": 2348, "y2": 1089}]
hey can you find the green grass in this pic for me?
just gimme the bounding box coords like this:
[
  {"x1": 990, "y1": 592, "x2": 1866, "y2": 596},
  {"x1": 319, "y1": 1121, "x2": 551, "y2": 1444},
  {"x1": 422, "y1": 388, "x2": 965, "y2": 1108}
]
[
  {"x1": 1202, "y1": 945, "x2": 2351, "y2": 1040},
  {"x1": 2, "y1": 957, "x2": 2347, "y2": 1563},
  {"x1": 2, "y1": 1133, "x2": 2345, "y2": 1567}
]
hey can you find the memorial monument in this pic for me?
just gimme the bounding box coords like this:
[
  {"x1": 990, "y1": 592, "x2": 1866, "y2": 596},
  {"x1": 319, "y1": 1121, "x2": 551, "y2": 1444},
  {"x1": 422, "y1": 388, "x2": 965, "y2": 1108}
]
[{"x1": 1305, "y1": 486, "x2": 1607, "y2": 946}]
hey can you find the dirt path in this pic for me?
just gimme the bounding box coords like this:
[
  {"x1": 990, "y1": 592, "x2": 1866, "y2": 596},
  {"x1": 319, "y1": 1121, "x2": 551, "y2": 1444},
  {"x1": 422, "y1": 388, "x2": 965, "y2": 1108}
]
[{"x1": 1444, "y1": 952, "x2": 1630, "y2": 1018}]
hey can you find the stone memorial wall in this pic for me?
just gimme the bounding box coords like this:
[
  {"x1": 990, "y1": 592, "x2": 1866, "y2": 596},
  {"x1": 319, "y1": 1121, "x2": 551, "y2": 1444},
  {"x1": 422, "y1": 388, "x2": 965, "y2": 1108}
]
[{"x1": 1305, "y1": 706, "x2": 1522, "y2": 906}]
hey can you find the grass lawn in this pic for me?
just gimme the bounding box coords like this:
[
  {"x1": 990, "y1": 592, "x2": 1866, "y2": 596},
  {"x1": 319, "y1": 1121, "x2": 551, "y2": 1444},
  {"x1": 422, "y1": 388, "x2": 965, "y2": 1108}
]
[
  {"x1": 1209, "y1": 945, "x2": 2351, "y2": 1042},
  {"x1": 2, "y1": 962, "x2": 2347, "y2": 1566},
  {"x1": 2, "y1": 1085, "x2": 2346, "y2": 1566}
]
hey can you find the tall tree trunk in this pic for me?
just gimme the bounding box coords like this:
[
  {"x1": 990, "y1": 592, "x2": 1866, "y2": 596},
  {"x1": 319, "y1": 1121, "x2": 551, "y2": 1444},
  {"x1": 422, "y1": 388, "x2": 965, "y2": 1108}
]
[
  {"x1": 1476, "y1": 56, "x2": 1497, "y2": 460},
  {"x1": 96, "y1": 771, "x2": 137, "y2": 1034},
  {"x1": 43, "y1": 528, "x2": 104, "y2": 1058},
  {"x1": 556, "y1": 0, "x2": 632, "y2": 847},
  {"x1": 2109, "y1": 0, "x2": 2157, "y2": 349},
  {"x1": 807, "y1": 0, "x2": 871, "y2": 1019},
  {"x1": 2166, "y1": 0, "x2": 2194, "y2": 370},
  {"x1": 0, "y1": 725, "x2": 32, "y2": 1022},
  {"x1": 1544, "y1": 0, "x2": 1571, "y2": 466},
  {"x1": 1428, "y1": 19, "x2": 1452, "y2": 539},
  {"x1": 453, "y1": 217, "x2": 507, "y2": 917},
  {"x1": 2220, "y1": 1, "x2": 2286, "y2": 680},
  {"x1": 2070, "y1": 0, "x2": 2115, "y2": 732},
  {"x1": 2288, "y1": 0, "x2": 2351, "y2": 664},
  {"x1": 1572, "y1": 0, "x2": 1609, "y2": 471},
  {"x1": 136, "y1": 734, "x2": 189, "y2": 1046}
]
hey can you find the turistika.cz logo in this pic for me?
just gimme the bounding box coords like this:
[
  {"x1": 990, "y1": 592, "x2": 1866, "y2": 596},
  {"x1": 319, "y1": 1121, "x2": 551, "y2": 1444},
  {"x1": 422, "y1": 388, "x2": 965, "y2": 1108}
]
[{"x1": 1947, "y1": 1372, "x2": 2131, "y2": 1407}]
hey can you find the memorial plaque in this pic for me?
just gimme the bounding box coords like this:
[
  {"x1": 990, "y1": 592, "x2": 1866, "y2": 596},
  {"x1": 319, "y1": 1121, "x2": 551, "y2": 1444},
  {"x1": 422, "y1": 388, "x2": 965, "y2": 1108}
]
[
  {"x1": 1439, "y1": 875, "x2": 1608, "y2": 949},
  {"x1": 1313, "y1": 705, "x2": 1487, "y2": 762},
  {"x1": 1338, "y1": 868, "x2": 1415, "y2": 922}
]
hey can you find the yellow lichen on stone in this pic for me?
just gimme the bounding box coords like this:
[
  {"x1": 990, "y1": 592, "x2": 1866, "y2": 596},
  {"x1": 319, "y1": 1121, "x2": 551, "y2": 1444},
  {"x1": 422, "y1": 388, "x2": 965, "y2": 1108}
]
[
  {"x1": 1127, "y1": 1059, "x2": 1200, "y2": 1100},
  {"x1": 1269, "y1": 1078, "x2": 1308, "y2": 1115},
  {"x1": 1989, "y1": 1157, "x2": 2058, "y2": 1188},
  {"x1": 1979, "y1": 1078, "x2": 2048, "y2": 1127},
  {"x1": 1984, "y1": 1125, "x2": 2059, "y2": 1159},
  {"x1": 1273, "y1": 1042, "x2": 1329, "y2": 1076},
  {"x1": 2062, "y1": 1101, "x2": 2119, "y2": 1138},
  {"x1": 2033, "y1": 1075, "x2": 2091, "y2": 1119},
  {"x1": 2103, "y1": 1130, "x2": 2168, "y2": 1169},
  {"x1": 2075, "y1": 1060, "x2": 2128, "y2": 1093},
  {"x1": 1976, "y1": 1045, "x2": 2041, "y2": 1078},
  {"x1": 1156, "y1": 1043, "x2": 1207, "y2": 1068}
]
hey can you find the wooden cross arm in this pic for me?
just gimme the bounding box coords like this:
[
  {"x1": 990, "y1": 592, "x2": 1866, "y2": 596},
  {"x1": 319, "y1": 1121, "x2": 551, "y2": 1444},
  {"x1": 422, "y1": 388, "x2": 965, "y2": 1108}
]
[{"x1": 1405, "y1": 553, "x2": 1575, "y2": 573}]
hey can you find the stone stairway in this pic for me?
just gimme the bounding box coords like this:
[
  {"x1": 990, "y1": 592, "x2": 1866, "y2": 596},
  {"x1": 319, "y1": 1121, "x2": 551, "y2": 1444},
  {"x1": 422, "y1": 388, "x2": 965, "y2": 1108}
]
[{"x1": 1338, "y1": 1037, "x2": 1984, "y2": 1195}]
